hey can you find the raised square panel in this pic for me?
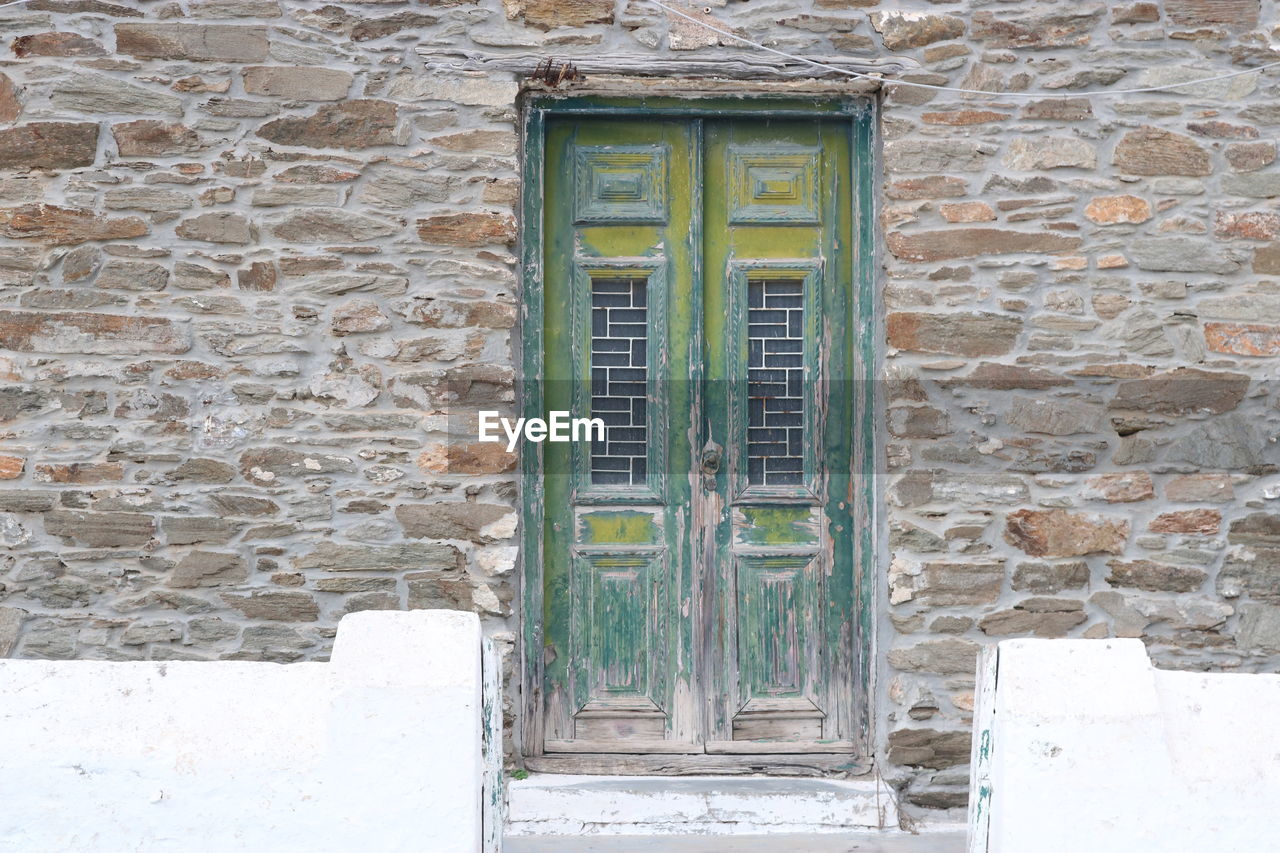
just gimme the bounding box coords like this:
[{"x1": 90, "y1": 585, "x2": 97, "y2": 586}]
[
  {"x1": 571, "y1": 551, "x2": 666, "y2": 707},
  {"x1": 735, "y1": 553, "x2": 820, "y2": 704},
  {"x1": 574, "y1": 145, "x2": 668, "y2": 224},
  {"x1": 729, "y1": 146, "x2": 820, "y2": 224}
]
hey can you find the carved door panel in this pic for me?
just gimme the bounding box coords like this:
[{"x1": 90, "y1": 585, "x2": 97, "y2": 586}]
[
  {"x1": 701, "y1": 120, "x2": 859, "y2": 754},
  {"x1": 541, "y1": 117, "x2": 698, "y2": 754},
  {"x1": 539, "y1": 116, "x2": 859, "y2": 764}
]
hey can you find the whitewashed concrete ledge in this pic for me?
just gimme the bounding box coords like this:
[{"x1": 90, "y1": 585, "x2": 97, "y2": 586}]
[
  {"x1": 969, "y1": 639, "x2": 1280, "y2": 853},
  {"x1": 0, "y1": 610, "x2": 502, "y2": 853},
  {"x1": 506, "y1": 774, "x2": 900, "y2": 836}
]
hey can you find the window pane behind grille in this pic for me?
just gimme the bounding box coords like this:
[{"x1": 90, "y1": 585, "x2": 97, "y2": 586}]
[
  {"x1": 747, "y1": 279, "x2": 804, "y2": 486},
  {"x1": 590, "y1": 278, "x2": 649, "y2": 486}
]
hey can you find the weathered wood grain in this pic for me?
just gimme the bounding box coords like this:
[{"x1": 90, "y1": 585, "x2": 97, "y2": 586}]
[
  {"x1": 522, "y1": 100, "x2": 875, "y2": 773},
  {"x1": 526, "y1": 753, "x2": 871, "y2": 777},
  {"x1": 419, "y1": 49, "x2": 919, "y2": 80}
]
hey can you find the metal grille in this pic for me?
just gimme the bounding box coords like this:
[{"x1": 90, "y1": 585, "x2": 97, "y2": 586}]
[
  {"x1": 746, "y1": 278, "x2": 804, "y2": 486},
  {"x1": 589, "y1": 277, "x2": 648, "y2": 486}
]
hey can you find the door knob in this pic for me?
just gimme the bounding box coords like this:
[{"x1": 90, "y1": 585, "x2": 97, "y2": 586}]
[{"x1": 701, "y1": 446, "x2": 721, "y2": 475}]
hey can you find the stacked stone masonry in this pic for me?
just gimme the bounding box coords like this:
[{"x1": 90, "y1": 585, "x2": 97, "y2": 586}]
[{"x1": 0, "y1": 0, "x2": 1278, "y2": 823}]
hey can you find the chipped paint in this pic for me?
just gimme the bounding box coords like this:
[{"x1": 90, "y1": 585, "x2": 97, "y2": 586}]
[
  {"x1": 505, "y1": 775, "x2": 899, "y2": 836},
  {"x1": 529, "y1": 104, "x2": 872, "y2": 771},
  {"x1": 576, "y1": 508, "x2": 662, "y2": 545},
  {"x1": 733, "y1": 506, "x2": 821, "y2": 546}
]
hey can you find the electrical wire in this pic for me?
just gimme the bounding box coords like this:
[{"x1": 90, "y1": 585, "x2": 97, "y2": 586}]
[{"x1": 644, "y1": 0, "x2": 1280, "y2": 99}]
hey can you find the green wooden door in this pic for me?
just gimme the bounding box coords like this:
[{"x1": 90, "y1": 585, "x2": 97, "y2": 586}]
[{"x1": 540, "y1": 114, "x2": 860, "y2": 765}]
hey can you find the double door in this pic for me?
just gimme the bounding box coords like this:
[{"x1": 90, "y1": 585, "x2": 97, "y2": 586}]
[{"x1": 538, "y1": 115, "x2": 862, "y2": 765}]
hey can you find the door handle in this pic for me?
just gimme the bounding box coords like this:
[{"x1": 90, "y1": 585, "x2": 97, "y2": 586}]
[{"x1": 701, "y1": 445, "x2": 721, "y2": 476}]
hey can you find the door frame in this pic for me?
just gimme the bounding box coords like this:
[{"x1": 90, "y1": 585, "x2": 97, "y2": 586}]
[{"x1": 517, "y1": 93, "x2": 879, "y2": 776}]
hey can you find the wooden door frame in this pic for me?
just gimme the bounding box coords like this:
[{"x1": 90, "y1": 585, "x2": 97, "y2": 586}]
[{"x1": 516, "y1": 93, "x2": 879, "y2": 776}]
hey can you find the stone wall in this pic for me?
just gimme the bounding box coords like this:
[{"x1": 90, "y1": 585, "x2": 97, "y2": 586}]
[
  {"x1": 1, "y1": 0, "x2": 1279, "y2": 823},
  {"x1": 873, "y1": 0, "x2": 1280, "y2": 814},
  {"x1": 0, "y1": 3, "x2": 524, "y2": 677}
]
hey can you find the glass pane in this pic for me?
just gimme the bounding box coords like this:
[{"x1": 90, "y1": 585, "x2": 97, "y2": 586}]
[
  {"x1": 590, "y1": 277, "x2": 649, "y2": 487},
  {"x1": 746, "y1": 278, "x2": 804, "y2": 486}
]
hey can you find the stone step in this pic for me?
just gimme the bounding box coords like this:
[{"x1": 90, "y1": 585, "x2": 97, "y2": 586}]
[
  {"x1": 505, "y1": 830, "x2": 967, "y2": 853},
  {"x1": 506, "y1": 774, "x2": 900, "y2": 837}
]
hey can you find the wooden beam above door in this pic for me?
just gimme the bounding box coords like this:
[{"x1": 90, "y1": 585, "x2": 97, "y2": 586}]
[{"x1": 419, "y1": 48, "x2": 919, "y2": 80}]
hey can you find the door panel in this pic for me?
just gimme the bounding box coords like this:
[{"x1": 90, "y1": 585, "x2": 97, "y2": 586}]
[
  {"x1": 703, "y1": 119, "x2": 857, "y2": 753},
  {"x1": 541, "y1": 116, "x2": 857, "y2": 761},
  {"x1": 543, "y1": 118, "x2": 698, "y2": 752}
]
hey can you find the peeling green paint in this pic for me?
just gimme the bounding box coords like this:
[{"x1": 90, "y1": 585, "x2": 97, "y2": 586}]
[
  {"x1": 578, "y1": 509, "x2": 661, "y2": 545},
  {"x1": 541, "y1": 115, "x2": 696, "y2": 741},
  {"x1": 579, "y1": 226, "x2": 663, "y2": 258},
  {"x1": 528, "y1": 100, "x2": 876, "y2": 760},
  {"x1": 735, "y1": 506, "x2": 819, "y2": 546}
]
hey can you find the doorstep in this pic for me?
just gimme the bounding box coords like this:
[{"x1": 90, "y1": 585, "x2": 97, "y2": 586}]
[
  {"x1": 505, "y1": 774, "x2": 900, "y2": 836},
  {"x1": 504, "y1": 830, "x2": 967, "y2": 853}
]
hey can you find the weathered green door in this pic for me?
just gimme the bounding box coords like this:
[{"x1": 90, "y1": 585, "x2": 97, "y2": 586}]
[{"x1": 539, "y1": 114, "x2": 860, "y2": 768}]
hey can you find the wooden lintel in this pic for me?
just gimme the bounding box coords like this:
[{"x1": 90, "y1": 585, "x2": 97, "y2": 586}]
[{"x1": 417, "y1": 48, "x2": 920, "y2": 81}]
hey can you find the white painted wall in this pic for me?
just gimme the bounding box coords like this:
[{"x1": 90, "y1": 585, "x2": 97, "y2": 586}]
[
  {"x1": 969, "y1": 639, "x2": 1280, "y2": 853},
  {"x1": 0, "y1": 610, "x2": 487, "y2": 853}
]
